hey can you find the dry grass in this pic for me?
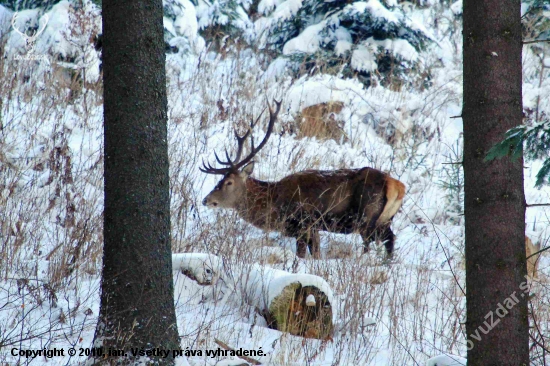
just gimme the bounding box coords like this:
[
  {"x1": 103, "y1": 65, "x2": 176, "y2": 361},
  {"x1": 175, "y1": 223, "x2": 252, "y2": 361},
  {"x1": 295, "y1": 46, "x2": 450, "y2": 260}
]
[
  {"x1": 295, "y1": 102, "x2": 347, "y2": 143},
  {"x1": 1, "y1": 11, "x2": 550, "y2": 365}
]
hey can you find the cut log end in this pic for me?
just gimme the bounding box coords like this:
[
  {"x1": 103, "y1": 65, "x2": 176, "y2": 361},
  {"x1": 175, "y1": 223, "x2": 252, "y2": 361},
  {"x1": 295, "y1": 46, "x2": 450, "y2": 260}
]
[{"x1": 266, "y1": 283, "x2": 333, "y2": 339}]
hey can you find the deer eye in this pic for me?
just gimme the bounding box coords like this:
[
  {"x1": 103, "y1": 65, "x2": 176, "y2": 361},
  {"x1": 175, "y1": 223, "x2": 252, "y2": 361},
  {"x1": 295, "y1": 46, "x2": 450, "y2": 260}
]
[{"x1": 226, "y1": 181, "x2": 233, "y2": 186}]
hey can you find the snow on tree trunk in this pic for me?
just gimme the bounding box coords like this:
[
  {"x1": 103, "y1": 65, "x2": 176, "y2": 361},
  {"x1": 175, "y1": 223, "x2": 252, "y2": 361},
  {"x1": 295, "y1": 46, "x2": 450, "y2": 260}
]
[{"x1": 172, "y1": 253, "x2": 334, "y2": 339}]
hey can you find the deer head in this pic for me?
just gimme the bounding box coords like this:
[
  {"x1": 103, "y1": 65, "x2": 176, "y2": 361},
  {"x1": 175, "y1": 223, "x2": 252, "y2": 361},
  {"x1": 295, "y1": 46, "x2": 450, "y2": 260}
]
[
  {"x1": 201, "y1": 100, "x2": 282, "y2": 208},
  {"x1": 11, "y1": 12, "x2": 49, "y2": 54}
]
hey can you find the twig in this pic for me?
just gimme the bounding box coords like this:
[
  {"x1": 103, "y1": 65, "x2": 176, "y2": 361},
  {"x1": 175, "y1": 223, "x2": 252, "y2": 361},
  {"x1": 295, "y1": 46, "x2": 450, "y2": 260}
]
[
  {"x1": 450, "y1": 115, "x2": 462, "y2": 119},
  {"x1": 523, "y1": 39, "x2": 550, "y2": 45},
  {"x1": 214, "y1": 338, "x2": 262, "y2": 365},
  {"x1": 527, "y1": 203, "x2": 550, "y2": 207},
  {"x1": 442, "y1": 161, "x2": 463, "y2": 165},
  {"x1": 528, "y1": 301, "x2": 550, "y2": 358},
  {"x1": 527, "y1": 246, "x2": 550, "y2": 260}
]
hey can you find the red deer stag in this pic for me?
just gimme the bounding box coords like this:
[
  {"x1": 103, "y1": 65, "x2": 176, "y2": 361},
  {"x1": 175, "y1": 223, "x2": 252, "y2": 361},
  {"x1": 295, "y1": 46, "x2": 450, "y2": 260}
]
[{"x1": 201, "y1": 101, "x2": 406, "y2": 259}]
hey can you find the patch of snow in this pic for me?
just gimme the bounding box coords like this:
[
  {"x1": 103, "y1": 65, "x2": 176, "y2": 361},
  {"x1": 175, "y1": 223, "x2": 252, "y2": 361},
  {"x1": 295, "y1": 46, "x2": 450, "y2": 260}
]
[
  {"x1": 335, "y1": 40, "x2": 352, "y2": 55},
  {"x1": 172, "y1": 253, "x2": 223, "y2": 285},
  {"x1": 364, "y1": 316, "x2": 377, "y2": 325},
  {"x1": 174, "y1": 356, "x2": 192, "y2": 366},
  {"x1": 283, "y1": 21, "x2": 325, "y2": 55},
  {"x1": 173, "y1": 0, "x2": 199, "y2": 40},
  {"x1": 216, "y1": 358, "x2": 251, "y2": 365},
  {"x1": 285, "y1": 74, "x2": 365, "y2": 113},
  {"x1": 258, "y1": 0, "x2": 286, "y2": 14},
  {"x1": 450, "y1": 1, "x2": 462, "y2": 15},
  {"x1": 333, "y1": 26, "x2": 352, "y2": 43},
  {"x1": 332, "y1": 27, "x2": 353, "y2": 55},
  {"x1": 368, "y1": 37, "x2": 419, "y2": 61},
  {"x1": 426, "y1": 354, "x2": 467, "y2": 366},
  {"x1": 271, "y1": 0, "x2": 303, "y2": 20},
  {"x1": 37, "y1": 1, "x2": 72, "y2": 57},
  {"x1": 254, "y1": 0, "x2": 303, "y2": 41},
  {"x1": 349, "y1": 0, "x2": 401, "y2": 24},
  {"x1": 263, "y1": 56, "x2": 288, "y2": 80},
  {"x1": 351, "y1": 44, "x2": 377, "y2": 72}
]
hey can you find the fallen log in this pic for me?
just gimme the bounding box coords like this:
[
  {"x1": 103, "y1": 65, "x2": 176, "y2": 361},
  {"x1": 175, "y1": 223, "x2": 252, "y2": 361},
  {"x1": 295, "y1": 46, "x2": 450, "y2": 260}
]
[
  {"x1": 172, "y1": 253, "x2": 221, "y2": 285},
  {"x1": 172, "y1": 253, "x2": 334, "y2": 339}
]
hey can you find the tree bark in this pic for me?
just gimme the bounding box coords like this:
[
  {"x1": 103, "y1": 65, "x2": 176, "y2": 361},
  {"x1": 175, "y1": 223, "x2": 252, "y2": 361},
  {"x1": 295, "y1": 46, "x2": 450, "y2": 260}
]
[
  {"x1": 93, "y1": 0, "x2": 179, "y2": 364},
  {"x1": 463, "y1": 0, "x2": 528, "y2": 364}
]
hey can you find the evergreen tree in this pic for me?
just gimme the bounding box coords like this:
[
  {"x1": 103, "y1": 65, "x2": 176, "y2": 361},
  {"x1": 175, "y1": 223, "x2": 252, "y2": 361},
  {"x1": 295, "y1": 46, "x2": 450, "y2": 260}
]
[
  {"x1": 192, "y1": 0, "x2": 253, "y2": 51},
  {"x1": 485, "y1": 0, "x2": 550, "y2": 187},
  {"x1": 0, "y1": 0, "x2": 61, "y2": 11},
  {"x1": 486, "y1": 120, "x2": 550, "y2": 187},
  {"x1": 255, "y1": 0, "x2": 432, "y2": 87}
]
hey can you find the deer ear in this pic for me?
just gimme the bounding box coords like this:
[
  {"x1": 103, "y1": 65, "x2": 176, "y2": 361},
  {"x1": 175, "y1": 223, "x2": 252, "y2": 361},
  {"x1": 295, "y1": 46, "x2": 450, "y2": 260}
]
[{"x1": 241, "y1": 162, "x2": 254, "y2": 176}]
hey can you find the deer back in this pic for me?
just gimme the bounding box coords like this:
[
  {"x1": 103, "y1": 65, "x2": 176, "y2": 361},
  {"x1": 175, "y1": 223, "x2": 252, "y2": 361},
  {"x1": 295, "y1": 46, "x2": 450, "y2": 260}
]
[{"x1": 239, "y1": 167, "x2": 395, "y2": 232}]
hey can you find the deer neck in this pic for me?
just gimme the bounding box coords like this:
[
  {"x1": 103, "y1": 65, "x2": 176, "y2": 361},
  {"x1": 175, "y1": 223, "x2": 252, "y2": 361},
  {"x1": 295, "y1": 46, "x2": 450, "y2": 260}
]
[
  {"x1": 244, "y1": 177, "x2": 271, "y2": 206},
  {"x1": 237, "y1": 178, "x2": 274, "y2": 227}
]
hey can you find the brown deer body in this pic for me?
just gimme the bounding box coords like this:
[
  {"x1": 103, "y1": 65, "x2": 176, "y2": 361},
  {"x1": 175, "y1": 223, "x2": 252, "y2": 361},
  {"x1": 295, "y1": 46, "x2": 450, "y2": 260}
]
[
  {"x1": 525, "y1": 236, "x2": 541, "y2": 279},
  {"x1": 201, "y1": 101, "x2": 406, "y2": 258}
]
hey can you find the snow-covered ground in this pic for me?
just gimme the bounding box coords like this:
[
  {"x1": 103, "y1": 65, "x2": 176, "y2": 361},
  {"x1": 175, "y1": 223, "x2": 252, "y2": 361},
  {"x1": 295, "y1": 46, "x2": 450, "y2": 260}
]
[{"x1": 1, "y1": 1, "x2": 549, "y2": 365}]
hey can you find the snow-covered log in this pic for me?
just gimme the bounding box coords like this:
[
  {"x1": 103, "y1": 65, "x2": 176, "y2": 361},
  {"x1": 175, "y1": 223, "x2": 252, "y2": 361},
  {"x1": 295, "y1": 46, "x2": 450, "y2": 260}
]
[
  {"x1": 233, "y1": 262, "x2": 334, "y2": 339},
  {"x1": 172, "y1": 253, "x2": 222, "y2": 285},
  {"x1": 172, "y1": 253, "x2": 334, "y2": 339}
]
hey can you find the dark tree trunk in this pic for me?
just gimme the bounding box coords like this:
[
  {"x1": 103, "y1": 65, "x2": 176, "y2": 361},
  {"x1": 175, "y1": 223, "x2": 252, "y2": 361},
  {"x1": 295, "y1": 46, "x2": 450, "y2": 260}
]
[
  {"x1": 93, "y1": 0, "x2": 179, "y2": 364},
  {"x1": 463, "y1": 0, "x2": 528, "y2": 364}
]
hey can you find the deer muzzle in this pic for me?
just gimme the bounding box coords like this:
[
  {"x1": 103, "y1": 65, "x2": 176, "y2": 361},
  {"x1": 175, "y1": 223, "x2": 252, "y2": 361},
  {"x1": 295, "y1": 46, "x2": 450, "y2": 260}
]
[{"x1": 202, "y1": 196, "x2": 219, "y2": 207}]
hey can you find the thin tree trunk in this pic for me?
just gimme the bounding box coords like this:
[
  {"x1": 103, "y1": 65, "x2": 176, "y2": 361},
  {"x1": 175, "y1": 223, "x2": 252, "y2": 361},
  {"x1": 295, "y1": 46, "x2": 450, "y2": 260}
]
[
  {"x1": 463, "y1": 0, "x2": 529, "y2": 364},
  {"x1": 93, "y1": 0, "x2": 179, "y2": 364}
]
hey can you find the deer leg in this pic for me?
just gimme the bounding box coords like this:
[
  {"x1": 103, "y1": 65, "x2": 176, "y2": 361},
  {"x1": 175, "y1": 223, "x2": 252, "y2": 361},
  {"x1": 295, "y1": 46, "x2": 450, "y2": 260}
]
[
  {"x1": 295, "y1": 236, "x2": 308, "y2": 258},
  {"x1": 296, "y1": 229, "x2": 320, "y2": 259},
  {"x1": 378, "y1": 225, "x2": 395, "y2": 257},
  {"x1": 307, "y1": 229, "x2": 321, "y2": 259},
  {"x1": 360, "y1": 229, "x2": 376, "y2": 253},
  {"x1": 294, "y1": 231, "x2": 320, "y2": 259},
  {"x1": 360, "y1": 216, "x2": 379, "y2": 253},
  {"x1": 359, "y1": 212, "x2": 378, "y2": 253},
  {"x1": 285, "y1": 221, "x2": 309, "y2": 258}
]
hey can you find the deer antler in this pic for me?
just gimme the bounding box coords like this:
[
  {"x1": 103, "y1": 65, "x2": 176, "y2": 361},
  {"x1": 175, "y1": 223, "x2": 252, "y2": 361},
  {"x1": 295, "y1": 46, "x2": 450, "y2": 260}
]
[
  {"x1": 200, "y1": 100, "x2": 282, "y2": 175},
  {"x1": 232, "y1": 108, "x2": 265, "y2": 164},
  {"x1": 11, "y1": 12, "x2": 49, "y2": 42},
  {"x1": 11, "y1": 13, "x2": 27, "y2": 38},
  {"x1": 232, "y1": 100, "x2": 281, "y2": 170},
  {"x1": 31, "y1": 14, "x2": 49, "y2": 40}
]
